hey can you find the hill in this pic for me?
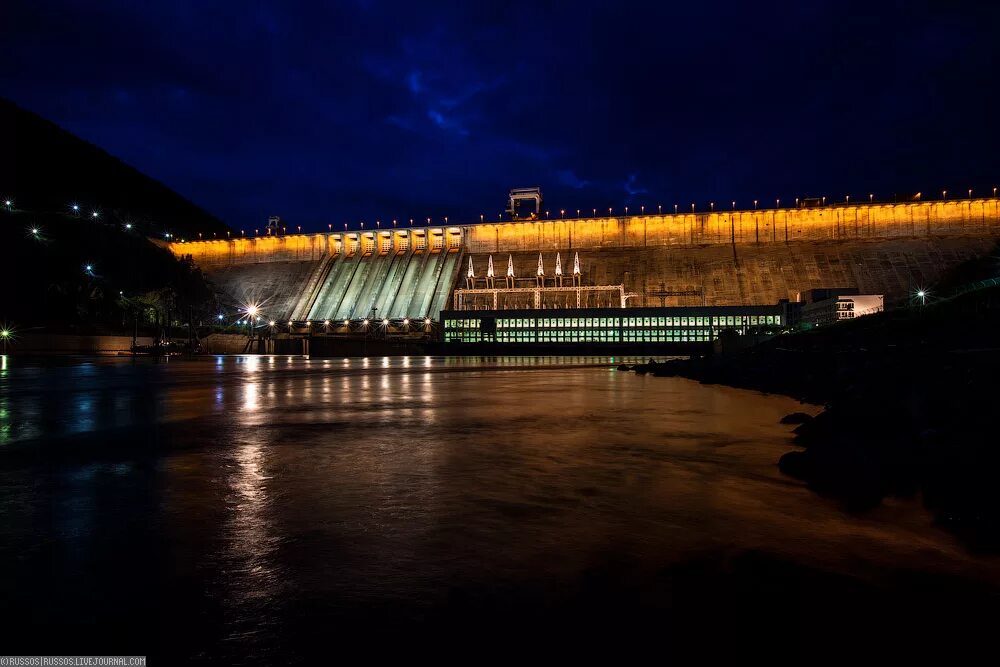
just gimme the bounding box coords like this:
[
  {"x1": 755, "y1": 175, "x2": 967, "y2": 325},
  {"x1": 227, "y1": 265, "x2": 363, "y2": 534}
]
[{"x1": 0, "y1": 98, "x2": 228, "y2": 237}]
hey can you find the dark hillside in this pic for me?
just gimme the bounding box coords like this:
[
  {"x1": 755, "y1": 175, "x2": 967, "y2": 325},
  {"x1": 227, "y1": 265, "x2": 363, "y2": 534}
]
[{"x1": 0, "y1": 98, "x2": 228, "y2": 237}]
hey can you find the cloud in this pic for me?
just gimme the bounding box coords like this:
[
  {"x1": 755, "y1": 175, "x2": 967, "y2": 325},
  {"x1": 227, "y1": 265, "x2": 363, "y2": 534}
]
[
  {"x1": 557, "y1": 170, "x2": 590, "y2": 189},
  {"x1": 407, "y1": 71, "x2": 423, "y2": 94},
  {"x1": 624, "y1": 174, "x2": 647, "y2": 197}
]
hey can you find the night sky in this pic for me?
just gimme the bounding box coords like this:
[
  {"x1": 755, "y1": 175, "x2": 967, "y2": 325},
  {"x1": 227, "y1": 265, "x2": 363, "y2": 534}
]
[{"x1": 3, "y1": 1, "x2": 998, "y2": 230}]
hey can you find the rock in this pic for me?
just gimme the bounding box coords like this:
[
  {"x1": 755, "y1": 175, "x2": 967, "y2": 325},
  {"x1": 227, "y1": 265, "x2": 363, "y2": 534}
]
[
  {"x1": 780, "y1": 412, "x2": 813, "y2": 425},
  {"x1": 778, "y1": 450, "x2": 811, "y2": 479}
]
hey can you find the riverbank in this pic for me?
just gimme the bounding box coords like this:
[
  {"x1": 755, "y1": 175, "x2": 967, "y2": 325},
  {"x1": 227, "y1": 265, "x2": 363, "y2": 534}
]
[{"x1": 629, "y1": 283, "x2": 1000, "y2": 549}]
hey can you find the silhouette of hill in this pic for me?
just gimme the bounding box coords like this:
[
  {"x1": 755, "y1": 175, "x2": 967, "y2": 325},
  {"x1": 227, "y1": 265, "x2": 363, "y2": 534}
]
[{"x1": 0, "y1": 98, "x2": 228, "y2": 236}]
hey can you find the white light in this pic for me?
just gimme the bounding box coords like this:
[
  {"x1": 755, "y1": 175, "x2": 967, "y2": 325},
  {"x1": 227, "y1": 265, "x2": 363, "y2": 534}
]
[
  {"x1": 85, "y1": 264, "x2": 92, "y2": 271},
  {"x1": 72, "y1": 204, "x2": 79, "y2": 211},
  {"x1": 424, "y1": 318, "x2": 431, "y2": 325},
  {"x1": 269, "y1": 320, "x2": 276, "y2": 326},
  {"x1": 92, "y1": 211, "x2": 99, "y2": 218},
  {"x1": 917, "y1": 290, "x2": 926, "y2": 298},
  {"x1": 403, "y1": 318, "x2": 409, "y2": 325},
  {"x1": 4, "y1": 200, "x2": 10, "y2": 206},
  {"x1": 363, "y1": 319, "x2": 369, "y2": 326},
  {"x1": 344, "y1": 319, "x2": 350, "y2": 325},
  {"x1": 217, "y1": 314, "x2": 224, "y2": 320},
  {"x1": 31, "y1": 227, "x2": 38, "y2": 234},
  {"x1": 323, "y1": 319, "x2": 330, "y2": 325},
  {"x1": 245, "y1": 305, "x2": 259, "y2": 318},
  {"x1": 382, "y1": 319, "x2": 389, "y2": 325},
  {"x1": 125, "y1": 223, "x2": 132, "y2": 230}
]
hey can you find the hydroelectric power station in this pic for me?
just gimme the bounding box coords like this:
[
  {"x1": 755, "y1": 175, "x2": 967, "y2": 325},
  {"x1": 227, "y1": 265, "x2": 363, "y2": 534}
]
[{"x1": 167, "y1": 190, "x2": 1000, "y2": 354}]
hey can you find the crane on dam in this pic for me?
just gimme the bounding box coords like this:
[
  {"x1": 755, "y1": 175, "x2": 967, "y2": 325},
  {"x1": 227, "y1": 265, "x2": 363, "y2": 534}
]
[{"x1": 506, "y1": 187, "x2": 543, "y2": 220}]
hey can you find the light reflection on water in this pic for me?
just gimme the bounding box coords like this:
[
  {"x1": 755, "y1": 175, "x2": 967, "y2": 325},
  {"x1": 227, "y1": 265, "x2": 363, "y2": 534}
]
[{"x1": 2, "y1": 355, "x2": 1000, "y2": 659}]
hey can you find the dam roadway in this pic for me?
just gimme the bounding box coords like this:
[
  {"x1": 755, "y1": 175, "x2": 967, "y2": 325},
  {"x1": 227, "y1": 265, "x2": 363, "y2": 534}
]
[{"x1": 167, "y1": 199, "x2": 1000, "y2": 322}]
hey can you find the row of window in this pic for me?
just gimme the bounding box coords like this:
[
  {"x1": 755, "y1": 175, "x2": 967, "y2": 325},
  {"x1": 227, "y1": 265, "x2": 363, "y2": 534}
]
[
  {"x1": 449, "y1": 329, "x2": 721, "y2": 343},
  {"x1": 444, "y1": 314, "x2": 781, "y2": 330}
]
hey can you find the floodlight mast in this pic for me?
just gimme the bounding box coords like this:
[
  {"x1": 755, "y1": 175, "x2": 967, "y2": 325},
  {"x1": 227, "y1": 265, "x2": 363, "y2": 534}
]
[{"x1": 506, "y1": 187, "x2": 543, "y2": 220}]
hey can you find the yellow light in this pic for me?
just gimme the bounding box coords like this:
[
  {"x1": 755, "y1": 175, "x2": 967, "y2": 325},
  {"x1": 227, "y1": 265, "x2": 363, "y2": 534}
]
[
  {"x1": 344, "y1": 319, "x2": 350, "y2": 325},
  {"x1": 269, "y1": 320, "x2": 276, "y2": 326}
]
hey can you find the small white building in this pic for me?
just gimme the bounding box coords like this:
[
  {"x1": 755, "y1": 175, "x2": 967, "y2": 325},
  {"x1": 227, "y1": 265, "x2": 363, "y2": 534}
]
[{"x1": 798, "y1": 290, "x2": 884, "y2": 328}]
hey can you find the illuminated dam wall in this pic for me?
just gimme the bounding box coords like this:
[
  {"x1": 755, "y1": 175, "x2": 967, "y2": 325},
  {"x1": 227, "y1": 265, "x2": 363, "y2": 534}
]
[
  {"x1": 169, "y1": 199, "x2": 1000, "y2": 317},
  {"x1": 172, "y1": 228, "x2": 464, "y2": 321}
]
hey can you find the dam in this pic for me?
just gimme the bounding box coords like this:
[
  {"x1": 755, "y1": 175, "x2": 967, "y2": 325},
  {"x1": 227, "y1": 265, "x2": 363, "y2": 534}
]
[{"x1": 168, "y1": 198, "x2": 1000, "y2": 341}]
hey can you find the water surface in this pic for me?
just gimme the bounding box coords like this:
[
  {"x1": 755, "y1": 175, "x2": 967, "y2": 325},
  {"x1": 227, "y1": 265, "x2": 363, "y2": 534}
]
[{"x1": 1, "y1": 355, "x2": 996, "y2": 662}]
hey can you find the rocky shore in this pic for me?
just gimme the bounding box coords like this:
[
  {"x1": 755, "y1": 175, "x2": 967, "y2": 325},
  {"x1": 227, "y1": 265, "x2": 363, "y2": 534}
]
[{"x1": 624, "y1": 283, "x2": 1000, "y2": 549}]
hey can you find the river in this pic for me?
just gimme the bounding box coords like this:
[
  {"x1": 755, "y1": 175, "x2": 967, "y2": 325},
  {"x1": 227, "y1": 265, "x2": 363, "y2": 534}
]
[{"x1": 0, "y1": 355, "x2": 996, "y2": 662}]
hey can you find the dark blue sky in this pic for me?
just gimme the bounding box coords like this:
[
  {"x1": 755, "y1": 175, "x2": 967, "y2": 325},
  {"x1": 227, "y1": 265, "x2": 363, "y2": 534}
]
[{"x1": 3, "y1": 1, "x2": 998, "y2": 229}]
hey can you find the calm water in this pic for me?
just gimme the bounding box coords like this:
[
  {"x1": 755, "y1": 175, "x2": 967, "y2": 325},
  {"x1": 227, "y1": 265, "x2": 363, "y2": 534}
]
[{"x1": 1, "y1": 355, "x2": 997, "y2": 662}]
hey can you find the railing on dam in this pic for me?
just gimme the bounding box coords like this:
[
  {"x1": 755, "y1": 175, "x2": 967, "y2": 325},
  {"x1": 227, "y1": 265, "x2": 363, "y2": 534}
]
[{"x1": 168, "y1": 199, "x2": 1000, "y2": 269}]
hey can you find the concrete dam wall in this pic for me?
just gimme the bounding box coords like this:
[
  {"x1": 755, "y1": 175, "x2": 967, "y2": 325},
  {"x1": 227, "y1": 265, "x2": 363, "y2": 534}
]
[
  {"x1": 464, "y1": 237, "x2": 995, "y2": 307},
  {"x1": 168, "y1": 199, "x2": 1000, "y2": 318}
]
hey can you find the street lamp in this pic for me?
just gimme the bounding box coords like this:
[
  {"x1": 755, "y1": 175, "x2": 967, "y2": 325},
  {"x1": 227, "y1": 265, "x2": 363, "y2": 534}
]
[{"x1": 917, "y1": 290, "x2": 927, "y2": 306}]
